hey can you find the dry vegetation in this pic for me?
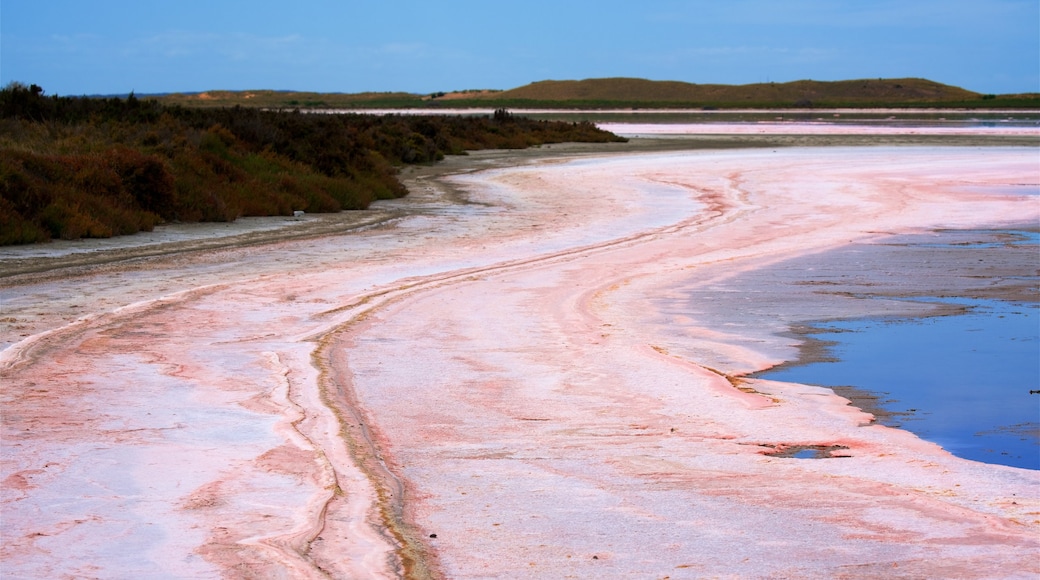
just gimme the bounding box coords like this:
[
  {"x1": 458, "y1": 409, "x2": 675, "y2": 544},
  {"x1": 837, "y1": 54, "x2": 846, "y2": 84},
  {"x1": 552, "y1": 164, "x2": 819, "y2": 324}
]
[
  {"x1": 0, "y1": 85, "x2": 623, "y2": 245},
  {"x1": 158, "y1": 90, "x2": 426, "y2": 109}
]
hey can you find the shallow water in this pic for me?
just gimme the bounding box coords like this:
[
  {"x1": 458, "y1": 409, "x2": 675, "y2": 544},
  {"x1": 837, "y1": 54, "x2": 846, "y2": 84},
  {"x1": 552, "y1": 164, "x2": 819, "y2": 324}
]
[{"x1": 759, "y1": 298, "x2": 1040, "y2": 470}]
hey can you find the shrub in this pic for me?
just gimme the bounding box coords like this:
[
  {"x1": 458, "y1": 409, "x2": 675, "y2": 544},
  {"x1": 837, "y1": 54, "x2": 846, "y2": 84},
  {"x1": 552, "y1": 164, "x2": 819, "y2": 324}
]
[{"x1": 0, "y1": 84, "x2": 625, "y2": 244}]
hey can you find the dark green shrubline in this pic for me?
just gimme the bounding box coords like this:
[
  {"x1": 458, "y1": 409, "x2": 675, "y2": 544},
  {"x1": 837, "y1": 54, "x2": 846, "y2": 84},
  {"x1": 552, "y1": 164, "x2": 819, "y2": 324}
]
[{"x1": 0, "y1": 84, "x2": 625, "y2": 245}]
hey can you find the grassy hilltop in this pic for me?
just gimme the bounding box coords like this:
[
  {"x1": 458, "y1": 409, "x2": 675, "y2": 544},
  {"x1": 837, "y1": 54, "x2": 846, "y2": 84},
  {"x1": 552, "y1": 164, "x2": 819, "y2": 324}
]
[
  {"x1": 469, "y1": 77, "x2": 983, "y2": 107},
  {"x1": 155, "y1": 77, "x2": 1039, "y2": 110}
]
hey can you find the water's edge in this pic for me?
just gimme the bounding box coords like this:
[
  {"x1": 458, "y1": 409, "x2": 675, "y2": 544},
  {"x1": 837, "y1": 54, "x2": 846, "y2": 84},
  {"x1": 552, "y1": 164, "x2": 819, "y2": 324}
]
[{"x1": 750, "y1": 229, "x2": 1039, "y2": 469}]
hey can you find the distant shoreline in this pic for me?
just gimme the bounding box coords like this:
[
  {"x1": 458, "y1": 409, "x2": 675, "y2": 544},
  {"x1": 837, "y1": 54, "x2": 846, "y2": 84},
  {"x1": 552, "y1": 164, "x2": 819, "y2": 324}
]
[
  {"x1": 2, "y1": 131, "x2": 1037, "y2": 281},
  {"x1": 307, "y1": 107, "x2": 1040, "y2": 115}
]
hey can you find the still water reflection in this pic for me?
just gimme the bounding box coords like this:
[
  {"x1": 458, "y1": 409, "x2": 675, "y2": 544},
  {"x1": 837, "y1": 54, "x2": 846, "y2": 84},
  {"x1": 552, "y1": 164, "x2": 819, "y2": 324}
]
[{"x1": 758, "y1": 298, "x2": 1039, "y2": 470}]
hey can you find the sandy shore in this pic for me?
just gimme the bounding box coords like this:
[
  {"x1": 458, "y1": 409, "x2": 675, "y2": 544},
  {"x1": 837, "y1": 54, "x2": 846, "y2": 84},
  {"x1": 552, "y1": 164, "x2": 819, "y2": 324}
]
[{"x1": 2, "y1": 132, "x2": 1038, "y2": 578}]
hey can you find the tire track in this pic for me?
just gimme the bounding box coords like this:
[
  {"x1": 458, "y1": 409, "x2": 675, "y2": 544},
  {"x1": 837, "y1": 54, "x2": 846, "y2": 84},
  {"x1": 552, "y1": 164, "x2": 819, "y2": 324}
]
[{"x1": 305, "y1": 176, "x2": 752, "y2": 578}]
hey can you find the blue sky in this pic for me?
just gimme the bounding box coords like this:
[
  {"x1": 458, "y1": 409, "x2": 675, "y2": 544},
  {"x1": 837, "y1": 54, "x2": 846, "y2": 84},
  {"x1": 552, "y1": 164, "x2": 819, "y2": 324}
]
[{"x1": 2, "y1": 0, "x2": 1037, "y2": 96}]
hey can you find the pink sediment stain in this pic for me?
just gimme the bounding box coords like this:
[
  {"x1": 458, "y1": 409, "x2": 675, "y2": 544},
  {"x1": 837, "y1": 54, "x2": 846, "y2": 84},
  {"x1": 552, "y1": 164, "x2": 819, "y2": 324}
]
[{"x1": 2, "y1": 145, "x2": 1038, "y2": 578}]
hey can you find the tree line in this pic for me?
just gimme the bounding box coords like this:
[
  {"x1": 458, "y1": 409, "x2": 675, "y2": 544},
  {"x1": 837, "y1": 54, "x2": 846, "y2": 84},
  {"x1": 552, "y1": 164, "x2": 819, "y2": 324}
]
[{"x1": 0, "y1": 83, "x2": 624, "y2": 245}]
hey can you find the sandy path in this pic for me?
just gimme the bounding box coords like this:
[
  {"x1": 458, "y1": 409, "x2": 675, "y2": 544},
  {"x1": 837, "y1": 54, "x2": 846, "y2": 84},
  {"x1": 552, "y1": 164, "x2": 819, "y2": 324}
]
[{"x1": 2, "y1": 142, "x2": 1038, "y2": 578}]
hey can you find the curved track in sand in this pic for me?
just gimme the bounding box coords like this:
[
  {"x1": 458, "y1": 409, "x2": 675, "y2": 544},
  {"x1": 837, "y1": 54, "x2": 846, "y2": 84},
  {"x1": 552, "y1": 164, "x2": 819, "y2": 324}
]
[{"x1": 2, "y1": 141, "x2": 1038, "y2": 578}]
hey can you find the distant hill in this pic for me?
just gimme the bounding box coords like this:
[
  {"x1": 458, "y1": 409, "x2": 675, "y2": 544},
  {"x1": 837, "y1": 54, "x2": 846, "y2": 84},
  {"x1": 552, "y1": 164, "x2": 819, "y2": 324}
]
[
  {"x1": 454, "y1": 77, "x2": 985, "y2": 107},
  {"x1": 151, "y1": 78, "x2": 1038, "y2": 109}
]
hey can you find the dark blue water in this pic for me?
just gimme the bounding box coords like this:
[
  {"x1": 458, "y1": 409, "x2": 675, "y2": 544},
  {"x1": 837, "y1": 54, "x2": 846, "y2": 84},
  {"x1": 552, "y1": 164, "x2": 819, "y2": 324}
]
[{"x1": 759, "y1": 298, "x2": 1040, "y2": 470}]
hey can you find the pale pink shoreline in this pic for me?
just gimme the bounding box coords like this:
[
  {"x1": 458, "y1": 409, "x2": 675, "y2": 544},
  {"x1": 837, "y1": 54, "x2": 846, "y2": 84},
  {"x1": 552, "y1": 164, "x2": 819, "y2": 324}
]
[
  {"x1": 600, "y1": 121, "x2": 1040, "y2": 136},
  {"x1": 324, "y1": 107, "x2": 1040, "y2": 116},
  {"x1": 2, "y1": 142, "x2": 1039, "y2": 577}
]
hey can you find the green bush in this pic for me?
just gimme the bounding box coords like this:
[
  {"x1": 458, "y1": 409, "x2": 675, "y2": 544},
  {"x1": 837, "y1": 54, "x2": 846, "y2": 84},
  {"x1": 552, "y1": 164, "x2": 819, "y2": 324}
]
[{"x1": 0, "y1": 85, "x2": 625, "y2": 245}]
